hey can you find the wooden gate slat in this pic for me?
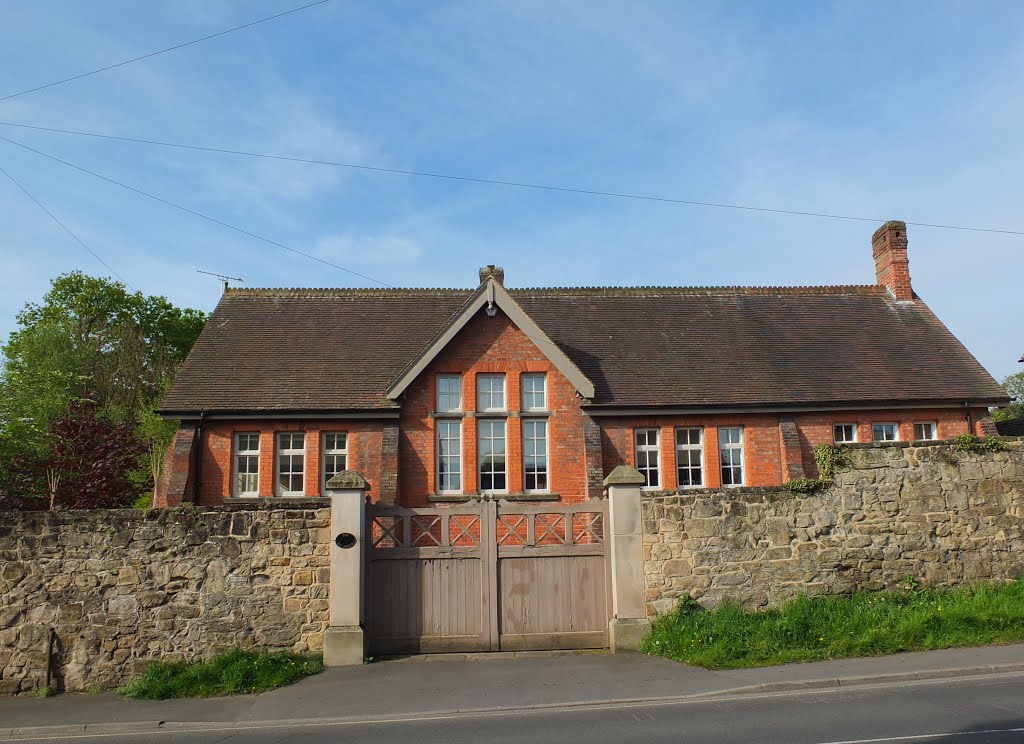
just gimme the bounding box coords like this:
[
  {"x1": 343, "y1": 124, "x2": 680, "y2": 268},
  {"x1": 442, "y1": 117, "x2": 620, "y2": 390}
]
[{"x1": 368, "y1": 497, "x2": 609, "y2": 655}]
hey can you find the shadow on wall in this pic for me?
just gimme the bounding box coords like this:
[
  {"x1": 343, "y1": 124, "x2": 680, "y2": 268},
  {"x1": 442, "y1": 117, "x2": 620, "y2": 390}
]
[{"x1": 201, "y1": 439, "x2": 228, "y2": 505}]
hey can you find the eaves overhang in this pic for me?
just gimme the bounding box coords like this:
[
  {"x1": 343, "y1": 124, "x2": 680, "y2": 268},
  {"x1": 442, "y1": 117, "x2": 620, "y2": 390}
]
[
  {"x1": 583, "y1": 397, "x2": 1011, "y2": 417},
  {"x1": 157, "y1": 408, "x2": 402, "y2": 422}
]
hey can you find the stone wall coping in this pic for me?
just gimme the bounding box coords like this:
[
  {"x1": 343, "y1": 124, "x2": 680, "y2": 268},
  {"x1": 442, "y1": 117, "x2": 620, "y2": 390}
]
[
  {"x1": 838, "y1": 437, "x2": 1021, "y2": 450},
  {"x1": 325, "y1": 470, "x2": 370, "y2": 490},
  {"x1": 0, "y1": 498, "x2": 331, "y2": 520},
  {"x1": 603, "y1": 465, "x2": 646, "y2": 486},
  {"x1": 642, "y1": 486, "x2": 797, "y2": 501}
]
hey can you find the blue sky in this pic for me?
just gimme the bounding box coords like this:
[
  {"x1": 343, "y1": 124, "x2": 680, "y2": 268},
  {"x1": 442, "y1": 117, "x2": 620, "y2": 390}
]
[{"x1": 0, "y1": 1, "x2": 1021, "y2": 381}]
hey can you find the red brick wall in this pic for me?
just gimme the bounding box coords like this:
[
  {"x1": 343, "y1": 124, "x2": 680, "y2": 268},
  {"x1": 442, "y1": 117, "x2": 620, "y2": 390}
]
[
  {"x1": 600, "y1": 414, "x2": 784, "y2": 489},
  {"x1": 791, "y1": 407, "x2": 985, "y2": 477},
  {"x1": 191, "y1": 420, "x2": 387, "y2": 505},
  {"x1": 397, "y1": 308, "x2": 589, "y2": 506},
  {"x1": 598, "y1": 407, "x2": 987, "y2": 489}
]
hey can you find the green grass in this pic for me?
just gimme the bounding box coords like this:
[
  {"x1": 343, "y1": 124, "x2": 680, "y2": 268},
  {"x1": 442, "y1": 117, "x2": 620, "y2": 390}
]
[
  {"x1": 118, "y1": 650, "x2": 323, "y2": 699},
  {"x1": 640, "y1": 579, "x2": 1024, "y2": 669}
]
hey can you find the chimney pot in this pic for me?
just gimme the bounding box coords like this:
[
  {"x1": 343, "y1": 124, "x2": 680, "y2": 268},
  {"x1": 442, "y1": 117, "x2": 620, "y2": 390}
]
[
  {"x1": 478, "y1": 265, "x2": 505, "y2": 286},
  {"x1": 871, "y1": 220, "x2": 913, "y2": 301}
]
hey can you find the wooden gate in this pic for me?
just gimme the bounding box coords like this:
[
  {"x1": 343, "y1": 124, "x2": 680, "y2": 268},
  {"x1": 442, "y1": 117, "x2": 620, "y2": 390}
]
[{"x1": 367, "y1": 497, "x2": 609, "y2": 655}]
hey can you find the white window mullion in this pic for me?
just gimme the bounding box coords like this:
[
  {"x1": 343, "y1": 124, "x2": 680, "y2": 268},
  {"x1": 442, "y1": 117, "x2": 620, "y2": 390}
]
[
  {"x1": 675, "y1": 427, "x2": 704, "y2": 487},
  {"x1": 478, "y1": 419, "x2": 507, "y2": 492},
  {"x1": 322, "y1": 432, "x2": 348, "y2": 492},
  {"x1": 437, "y1": 374, "x2": 462, "y2": 412},
  {"x1": 521, "y1": 373, "x2": 547, "y2": 412},
  {"x1": 276, "y1": 432, "x2": 306, "y2": 497},
  {"x1": 719, "y1": 427, "x2": 743, "y2": 487},
  {"x1": 913, "y1": 422, "x2": 937, "y2": 441},
  {"x1": 872, "y1": 423, "x2": 899, "y2": 442},
  {"x1": 437, "y1": 420, "x2": 462, "y2": 493},
  {"x1": 833, "y1": 423, "x2": 857, "y2": 443},
  {"x1": 634, "y1": 428, "x2": 660, "y2": 489},
  {"x1": 477, "y1": 374, "x2": 506, "y2": 412},
  {"x1": 234, "y1": 433, "x2": 260, "y2": 497},
  {"x1": 523, "y1": 419, "x2": 549, "y2": 492}
]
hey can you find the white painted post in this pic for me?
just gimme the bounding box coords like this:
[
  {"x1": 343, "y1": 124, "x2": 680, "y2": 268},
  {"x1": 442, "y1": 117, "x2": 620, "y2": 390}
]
[
  {"x1": 323, "y1": 471, "x2": 368, "y2": 665},
  {"x1": 604, "y1": 465, "x2": 651, "y2": 652}
]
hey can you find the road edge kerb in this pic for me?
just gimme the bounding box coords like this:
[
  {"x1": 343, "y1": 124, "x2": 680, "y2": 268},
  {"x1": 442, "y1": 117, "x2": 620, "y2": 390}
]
[
  {"x1": 704, "y1": 661, "x2": 1024, "y2": 697},
  {"x1": 4, "y1": 664, "x2": 1024, "y2": 740}
]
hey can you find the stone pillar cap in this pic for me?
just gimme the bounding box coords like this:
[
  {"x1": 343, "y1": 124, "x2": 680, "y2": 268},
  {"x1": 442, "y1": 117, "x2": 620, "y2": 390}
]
[
  {"x1": 602, "y1": 465, "x2": 646, "y2": 487},
  {"x1": 325, "y1": 471, "x2": 370, "y2": 490}
]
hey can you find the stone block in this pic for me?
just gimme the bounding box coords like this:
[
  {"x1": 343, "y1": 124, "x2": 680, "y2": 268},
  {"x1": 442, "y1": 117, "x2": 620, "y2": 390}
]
[
  {"x1": 686, "y1": 518, "x2": 722, "y2": 538},
  {"x1": 662, "y1": 558, "x2": 692, "y2": 577},
  {"x1": 323, "y1": 625, "x2": 365, "y2": 665},
  {"x1": 609, "y1": 618, "x2": 651, "y2": 652}
]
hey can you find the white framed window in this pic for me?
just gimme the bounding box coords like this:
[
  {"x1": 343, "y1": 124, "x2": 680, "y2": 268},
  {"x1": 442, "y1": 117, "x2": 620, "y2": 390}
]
[
  {"x1": 523, "y1": 419, "x2": 549, "y2": 492},
  {"x1": 476, "y1": 374, "x2": 506, "y2": 412},
  {"x1": 634, "y1": 428, "x2": 660, "y2": 489},
  {"x1": 437, "y1": 420, "x2": 462, "y2": 493},
  {"x1": 321, "y1": 432, "x2": 348, "y2": 491},
  {"x1": 913, "y1": 422, "x2": 937, "y2": 441},
  {"x1": 234, "y1": 433, "x2": 260, "y2": 497},
  {"x1": 872, "y1": 423, "x2": 899, "y2": 442},
  {"x1": 833, "y1": 423, "x2": 857, "y2": 443},
  {"x1": 719, "y1": 427, "x2": 744, "y2": 487},
  {"x1": 276, "y1": 432, "x2": 306, "y2": 496},
  {"x1": 675, "y1": 427, "x2": 704, "y2": 487},
  {"x1": 436, "y1": 374, "x2": 462, "y2": 412},
  {"x1": 521, "y1": 373, "x2": 547, "y2": 412},
  {"x1": 478, "y1": 420, "x2": 507, "y2": 492}
]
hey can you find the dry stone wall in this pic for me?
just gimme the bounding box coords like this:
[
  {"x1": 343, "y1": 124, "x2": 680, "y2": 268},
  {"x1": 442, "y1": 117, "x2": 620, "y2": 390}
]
[
  {"x1": 643, "y1": 440, "x2": 1024, "y2": 615},
  {"x1": 0, "y1": 501, "x2": 331, "y2": 693}
]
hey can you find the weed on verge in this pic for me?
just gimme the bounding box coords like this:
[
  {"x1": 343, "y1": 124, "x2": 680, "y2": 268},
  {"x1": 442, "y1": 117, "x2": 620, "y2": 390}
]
[
  {"x1": 118, "y1": 649, "x2": 323, "y2": 699},
  {"x1": 641, "y1": 579, "x2": 1024, "y2": 669}
]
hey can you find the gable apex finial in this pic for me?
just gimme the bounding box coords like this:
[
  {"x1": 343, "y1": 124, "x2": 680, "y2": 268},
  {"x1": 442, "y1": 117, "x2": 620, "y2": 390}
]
[{"x1": 478, "y1": 265, "x2": 505, "y2": 287}]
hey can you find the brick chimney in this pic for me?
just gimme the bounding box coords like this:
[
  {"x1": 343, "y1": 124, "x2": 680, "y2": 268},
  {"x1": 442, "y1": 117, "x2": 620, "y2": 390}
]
[
  {"x1": 479, "y1": 265, "x2": 504, "y2": 286},
  {"x1": 871, "y1": 220, "x2": 913, "y2": 301}
]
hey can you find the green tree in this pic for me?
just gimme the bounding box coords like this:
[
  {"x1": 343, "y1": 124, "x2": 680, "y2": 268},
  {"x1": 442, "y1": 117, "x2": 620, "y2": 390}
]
[
  {"x1": 0, "y1": 272, "x2": 206, "y2": 505},
  {"x1": 993, "y1": 370, "x2": 1024, "y2": 422}
]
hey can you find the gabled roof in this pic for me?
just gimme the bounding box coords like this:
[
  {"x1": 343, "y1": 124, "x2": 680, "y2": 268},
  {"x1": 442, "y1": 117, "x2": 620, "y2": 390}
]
[
  {"x1": 385, "y1": 279, "x2": 594, "y2": 400},
  {"x1": 159, "y1": 283, "x2": 1009, "y2": 416}
]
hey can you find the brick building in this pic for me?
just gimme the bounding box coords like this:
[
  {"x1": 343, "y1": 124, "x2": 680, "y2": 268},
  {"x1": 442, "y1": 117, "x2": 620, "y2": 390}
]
[{"x1": 156, "y1": 221, "x2": 1008, "y2": 508}]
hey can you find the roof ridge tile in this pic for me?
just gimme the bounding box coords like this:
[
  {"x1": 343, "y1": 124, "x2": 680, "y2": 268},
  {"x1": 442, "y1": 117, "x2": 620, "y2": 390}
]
[{"x1": 226, "y1": 284, "x2": 887, "y2": 298}]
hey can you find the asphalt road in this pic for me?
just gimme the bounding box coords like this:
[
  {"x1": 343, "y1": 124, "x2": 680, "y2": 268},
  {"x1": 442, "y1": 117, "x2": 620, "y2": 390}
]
[{"x1": 8, "y1": 673, "x2": 1024, "y2": 743}]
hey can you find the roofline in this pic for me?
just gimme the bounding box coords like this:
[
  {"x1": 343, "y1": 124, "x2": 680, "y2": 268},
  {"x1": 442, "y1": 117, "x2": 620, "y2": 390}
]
[
  {"x1": 385, "y1": 278, "x2": 596, "y2": 400},
  {"x1": 583, "y1": 398, "x2": 1010, "y2": 417},
  {"x1": 157, "y1": 409, "x2": 401, "y2": 421}
]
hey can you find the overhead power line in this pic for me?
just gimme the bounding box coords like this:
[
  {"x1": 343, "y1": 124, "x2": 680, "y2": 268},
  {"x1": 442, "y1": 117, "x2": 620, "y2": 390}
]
[
  {"x1": 0, "y1": 134, "x2": 391, "y2": 288},
  {"x1": 0, "y1": 160, "x2": 132, "y2": 287},
  {"x1": 0, "y1": 0, "x2": 333, "y2": 103},
  {"x1": 0, "y1": 120, "x2": 1021, "y2": 237}
]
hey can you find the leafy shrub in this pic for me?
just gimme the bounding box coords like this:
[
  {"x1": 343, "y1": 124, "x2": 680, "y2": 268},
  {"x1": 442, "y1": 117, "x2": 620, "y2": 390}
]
[
  {"x1": 952, "y1": 434, "x2": 1007, "y2": 453},
  {"x1": 813, "y1": 444, "x2": 848, "y2": 480},
  {"x1": 784, "y1": 477, "x2": 828, "y2": 494}
]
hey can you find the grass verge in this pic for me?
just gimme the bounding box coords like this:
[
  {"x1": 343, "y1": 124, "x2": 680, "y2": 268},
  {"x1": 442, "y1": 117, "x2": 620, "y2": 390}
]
[
  {"x1": 640, "y1": 579, "x2": 1024, "y2": 669},
  {"x1": 118, "y1": 650, "x2": 323, "y2": 699}
]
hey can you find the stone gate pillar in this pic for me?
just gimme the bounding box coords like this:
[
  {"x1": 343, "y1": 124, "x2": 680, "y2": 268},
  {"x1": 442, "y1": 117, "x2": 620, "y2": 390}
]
[
  {"x1": 323, "y1": 471, "x2": 368, "y2": 665},
  {"x1": 604, "y1": 465, "x2": 650, "y2": 652}
]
